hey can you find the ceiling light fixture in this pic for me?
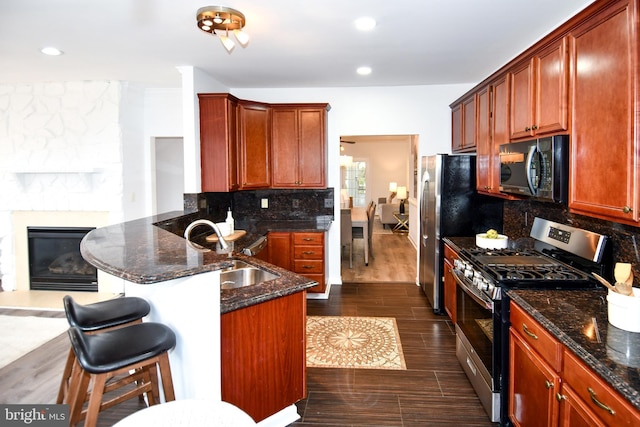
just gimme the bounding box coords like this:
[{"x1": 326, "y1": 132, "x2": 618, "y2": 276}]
[
  {"x1": 357, "y1": 66, "x2": 372, "y2": 76},
  {"x1": 196, "y1": 6, "x2": 249, "y2": 53},
  {"x1": 354, "y1": 17, "x2": 376, "y2": 31},
  {"x1": 40, "y1": 47, "x2": 63, "y2": 56}
]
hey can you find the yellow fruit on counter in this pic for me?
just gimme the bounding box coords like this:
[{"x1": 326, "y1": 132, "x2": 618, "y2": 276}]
[{"x1": 486, "y1": 229, "x2": 499, "y2": 239}]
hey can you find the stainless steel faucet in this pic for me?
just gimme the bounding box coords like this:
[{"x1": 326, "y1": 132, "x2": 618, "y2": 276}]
[{"x1": 184, "y1": 219, "x2": 229, "y2": 251}]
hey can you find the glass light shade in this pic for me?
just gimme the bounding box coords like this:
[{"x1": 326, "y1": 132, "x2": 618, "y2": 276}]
[
  {"x1": 389, "y1": 182, "x2": 397, "y2": 192},
  {"x1": 233, "y1": 29, "x2": 250, "y2": 47},
  {"x1": 220, "y1": 35, "x2": 235, "y2": 53},
  {"x1": 397, "y1": 186, "x2": 407, "y2": 200},
  {"x1": 339, "y1": 155, "x2": 353, "y2": 167}
]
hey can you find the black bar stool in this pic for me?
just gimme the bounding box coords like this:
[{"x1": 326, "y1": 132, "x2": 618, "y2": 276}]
[
  {"x1": 57, "y1": 295, "x2": 151, "y2": 404},
  {"x1": 66, "y1": 322, "x2": 176, "y2": 427}
]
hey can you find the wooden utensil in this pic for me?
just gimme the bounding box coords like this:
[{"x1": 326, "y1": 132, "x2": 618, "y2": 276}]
[
  {"x1": 592, "y1": 273, "x2": 618, "y2": 293},
  {"x1": 614, "y1": 263, "x2": 634, "y2": 296}
]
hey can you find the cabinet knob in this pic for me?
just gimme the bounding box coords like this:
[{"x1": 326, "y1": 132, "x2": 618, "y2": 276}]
[
  {"x1": 525, "y1": 126, "x2": 531, "y2": 131},
  {"x1": 555, "y1": 393, "x2": 566, "y2": 402},
  {"x1": 545, "y1": 380, "x2": 554, "y2": 389},
  {"x1": 623, "y1": 206, "x2": 633, "y2": 214},
  {"x1": 531, "y1": 125, "x2": 538, "y2": 130}
]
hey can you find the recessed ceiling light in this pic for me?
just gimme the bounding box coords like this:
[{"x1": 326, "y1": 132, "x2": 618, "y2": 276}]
[
  {"x1": 357, "y1": 66, "x2": 372, "y2": 76},
  {"x1": 354, "y1": 17, "x2": 376, "y2": 31},
  {"x1": 40, "y1": 47, "x2": 63, "y2": 56}
]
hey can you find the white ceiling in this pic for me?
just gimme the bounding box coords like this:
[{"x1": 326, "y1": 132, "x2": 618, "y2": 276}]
[{"x1": 1, "y1": 0, "x2": 594, "y2": 88}]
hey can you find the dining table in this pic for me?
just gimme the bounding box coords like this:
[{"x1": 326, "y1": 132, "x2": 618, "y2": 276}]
[{"x1": 351, "y1": 206, "x2": 369, "y2": 266}]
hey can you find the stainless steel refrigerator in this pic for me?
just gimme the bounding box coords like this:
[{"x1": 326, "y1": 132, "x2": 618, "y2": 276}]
[{"x1": 419, "y1": 154, "x2": 504, "y2": 314}]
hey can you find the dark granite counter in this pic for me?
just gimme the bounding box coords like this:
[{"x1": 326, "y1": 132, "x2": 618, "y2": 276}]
[
  {"x1": 81, "y1": 211, "x2": 332, "y2": 314},
  {"x1": 508, "y1": 289, "x2": 640, "y2": 411}
]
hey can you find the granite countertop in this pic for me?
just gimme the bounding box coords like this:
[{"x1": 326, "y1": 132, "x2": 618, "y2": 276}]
[
  {"x1": 80, "y1": 211, "x2": 332, "y2": 314},
  {"x1": 508, "y1": 289, "x2": 640, "y2": 412},
  {"x1": 442, "y1": 236, "x2": 640, "y2": 412}
]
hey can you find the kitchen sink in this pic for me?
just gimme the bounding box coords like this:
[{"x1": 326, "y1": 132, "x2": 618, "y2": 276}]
[{"x1": 220, "y1": 262, "x2": 279, "y2": 289}]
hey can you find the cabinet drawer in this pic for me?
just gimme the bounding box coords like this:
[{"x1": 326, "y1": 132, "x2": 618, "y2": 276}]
[
  {"x1": 510, "y1": 302, "x2": 562, "y2": 371},
  {"x1": 563, "y1": 350, "x2": 640, "y2": 426},
  {"x1": 293, "y1": 232, "x2": 323, "y2": 245},
  {"x1": 293, "y1": 260, "x2": 324, "y2": 274},
  {"x1": 294, "y1": 245, "x2": 323, "y2": 259}
]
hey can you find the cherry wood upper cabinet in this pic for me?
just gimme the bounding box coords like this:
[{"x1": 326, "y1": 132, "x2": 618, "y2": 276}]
[
  {"x1": 451, "y1": 94, "x2": 478, "y2": 153},
  {"x1": 477, "y1": 75, "x2": 512, "y2": 196},
  {"x1": 199, "y1": 94, "x2": 240, "y2": 192},
  {"x1": 271, "y1": 104, "x2": 329, "y2": 188},
  {"x1": 510, "y1": 37, "x2": 570, "y2": 140},
  {"x1": 569, "y1": 0, "x2": 638, "y2": 225},
  {"x1": 238, "y1": 101, "x2": 271, "y2": 189}
]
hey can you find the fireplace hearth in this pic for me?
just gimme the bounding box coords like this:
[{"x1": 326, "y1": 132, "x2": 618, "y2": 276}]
[{"x1": 27, "y1": 227, "x2": 98, "y2": 292}]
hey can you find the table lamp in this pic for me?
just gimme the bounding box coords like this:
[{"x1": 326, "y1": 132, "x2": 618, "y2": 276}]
[
  {"x1": 397, "y1": 186, "x2": 407, "y2": 214},
  {"x1": 388, "y1": 182, "x2": 397, "y2": 202}
]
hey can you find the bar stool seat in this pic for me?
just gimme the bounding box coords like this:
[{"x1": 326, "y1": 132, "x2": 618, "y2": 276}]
[
  {"x1": 57, "y1": 295, "x2": 151, "y2": 404},
  {"x1": 64, "y1": 295, "x2": 151, "y2": 331},
  {"x1": 67, "y1": 322, "x2": 176, "y2": 427}
]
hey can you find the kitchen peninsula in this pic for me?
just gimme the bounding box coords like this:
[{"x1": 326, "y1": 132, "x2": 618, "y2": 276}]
[{"x1": 80, "y1": 210, "x2": 331, "y2": 426}]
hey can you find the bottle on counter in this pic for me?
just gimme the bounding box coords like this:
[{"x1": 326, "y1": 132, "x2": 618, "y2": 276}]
[{"x1": 226, "y1": 208, "x2": 234, "y2": 234}]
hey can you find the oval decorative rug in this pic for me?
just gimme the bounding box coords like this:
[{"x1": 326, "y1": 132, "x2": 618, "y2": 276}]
[{"x1": 306, "y1": 316, "x2": 406, "y2": 370}]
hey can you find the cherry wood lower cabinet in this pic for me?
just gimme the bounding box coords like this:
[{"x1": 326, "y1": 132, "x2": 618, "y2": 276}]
[
  {"x1": 443, "y1": 244, "x2": 457, "y2": 323},
  {"x1": 264, "y1": 231, "x2": 326, "y2": 294},
  {"x1": 509, "y1": 301, "x2": 640, "y2": 426},
  {"x1": 221, "y1": 291, "x2": 307, "y2": 422}
]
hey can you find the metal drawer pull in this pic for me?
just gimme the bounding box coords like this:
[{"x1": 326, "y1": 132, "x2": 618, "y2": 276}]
[
  {"x1": 302, "y1": 265, "x2": 314, "y2": 269},
  {"x1": 588, "y1": 387, "x2": 615, "y2": 415},
  {"x1": 303, "y1": 238, "x2": 314, "y2": 241},
  {"x1": 522, "y1": 323, "x2": 539, "y2": 340},
  {"x1": 302, "y1": 251, "x2": 315, "y2": 255},
  {"x1": 545, "y1": 380, "x2": 554, "y2": 389}
]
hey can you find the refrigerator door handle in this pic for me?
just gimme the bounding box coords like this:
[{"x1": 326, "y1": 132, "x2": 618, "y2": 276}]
[{"x1": 421, "y1": 174, "x2": 430, "y2": 246}]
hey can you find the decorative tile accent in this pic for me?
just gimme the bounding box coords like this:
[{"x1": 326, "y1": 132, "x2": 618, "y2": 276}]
[{"x1": 306, "y1": 316, "x2": 407, "y2": 370}]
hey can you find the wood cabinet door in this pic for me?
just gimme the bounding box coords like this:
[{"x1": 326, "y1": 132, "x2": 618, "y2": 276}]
[
  {"x1": 509, "y1": 329, "x2": 560, "y2": 427},
  {"x1": 221, "y1": 291, "x2": 306, "y2": 422},
  {"x1": 199, "y1": 94, "x2": 239, "y2": 192},
  {"x1": 271, "y1": 108, "x2": 299, "y2": 187},
  {"x1": 476, "y1": 85, "x2": 491, "y2": 193},
  {"x1": 272, "y1": 106, "x2": 327, "y2": 188},
  {"x1": 451, "y1": 103, "x2": 463, "y2": 152},
  {"x1": 535, "y1": 37, "x2": 569, "y2": 135},
  {"x1": 266, "y1": 232, "x2": 291, "y2": 271},
  {"x1": 238, "y1": 102, "x2": 271, "y2": 189},
  {"x1": 443, "y1": 258, "x2": 456, "y2": 323},
  {"x1": 462, "y1": 94, "x2": 477, "y2": 150},
  {"x1": 569, "y1": 1, "x2": 638, "y2": 224},
  {"x1": 298, "y1": 108, "x2": 326, "y2": 188},
  {"x1": 510, "y1": 59, "x2": 535, "y2": 140}
]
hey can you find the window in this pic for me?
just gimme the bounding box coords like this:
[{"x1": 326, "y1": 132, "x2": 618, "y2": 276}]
[{"x1": 343, "y1": 161, "x2": 367, "y2": 207}]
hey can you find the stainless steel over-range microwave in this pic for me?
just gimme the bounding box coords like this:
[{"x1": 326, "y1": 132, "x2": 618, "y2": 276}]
[{"x1": 499, "y1": 135, "x2": 569, "y2": 204}]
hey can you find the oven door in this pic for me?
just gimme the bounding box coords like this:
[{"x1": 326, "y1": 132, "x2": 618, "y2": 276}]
[{"x1": 452, "y1": 270, "x2": 501, "y2": 422}]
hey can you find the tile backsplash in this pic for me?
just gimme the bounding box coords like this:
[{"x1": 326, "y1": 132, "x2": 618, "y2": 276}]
[
  {"x1": 196, "y1": 188, "x2": 335, "y2": 223},
  {"x1": 503, "y1": 199, "x2": 640, "y2": 283}
]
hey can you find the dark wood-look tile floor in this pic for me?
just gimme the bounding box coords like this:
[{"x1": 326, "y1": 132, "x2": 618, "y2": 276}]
[{"x1": 293, "y1": 283, "x2": 498, "y2": 426}]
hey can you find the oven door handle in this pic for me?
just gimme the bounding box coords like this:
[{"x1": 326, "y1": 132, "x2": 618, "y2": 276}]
[{"x1": 451, "y1": 269, "x2": 494, "y2": 311}]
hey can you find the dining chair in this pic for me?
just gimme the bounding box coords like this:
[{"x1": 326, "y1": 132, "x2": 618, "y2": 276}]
[
  {"x1": 367, "y1": 203, "x2": 376, "y2": 258},
  {"x1": 340, "y1": 208, "x2": 353, "y2": 268}
]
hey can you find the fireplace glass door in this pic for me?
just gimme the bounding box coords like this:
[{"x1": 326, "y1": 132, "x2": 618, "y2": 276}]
[{"x1": 27, "y1": 227, "x2": 98, "y2": 292}]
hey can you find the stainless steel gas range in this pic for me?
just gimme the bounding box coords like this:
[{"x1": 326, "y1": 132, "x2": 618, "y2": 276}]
[{"x1": 450, "y1": 217, "x2": 610, "y2": 424}]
